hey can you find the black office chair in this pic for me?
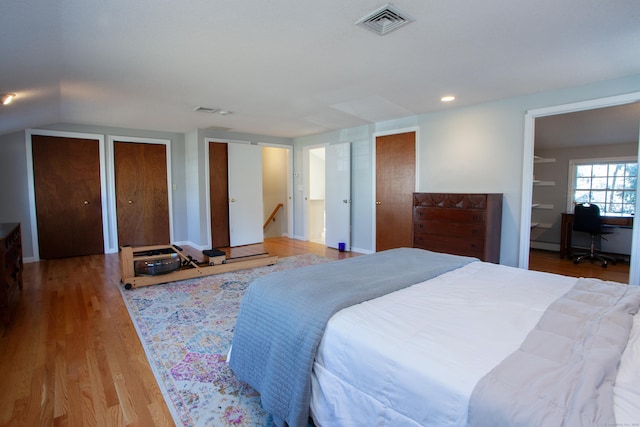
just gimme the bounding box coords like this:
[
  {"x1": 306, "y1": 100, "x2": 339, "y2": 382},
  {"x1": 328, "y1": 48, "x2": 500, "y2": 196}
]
[{"x1": 572, "y1": 203, "x2": 616, "y2": 268}]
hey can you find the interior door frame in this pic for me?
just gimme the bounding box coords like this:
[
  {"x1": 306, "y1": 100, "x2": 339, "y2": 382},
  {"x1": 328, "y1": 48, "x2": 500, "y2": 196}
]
[
  {"x1": 518, "y1": 92, "x2": 640, "y2": 285},
  {"x1": 371, "y1": 126, "x2": 420, "y2": 252},
  {"x1": 257, "y1": 142, "x2": 294, "y2": 239},
  {"x1": 204, "y1": 138, "x2": 294, "y2": 248},
  {"x1": 25, "y1": 129, "x2": 109, "y2": 262},
  {"x1": 205, "y1": 138, "x2": 247, "y2": 249},
  {"x1": 106, "y1": 136, "x2": 174, "y2": 252},
  {"x1": 302, "y1": 143, "x2": 327, "y2": 243}
]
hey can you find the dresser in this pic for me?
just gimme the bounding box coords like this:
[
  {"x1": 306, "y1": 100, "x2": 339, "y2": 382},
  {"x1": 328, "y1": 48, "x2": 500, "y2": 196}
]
[
  {"x1": 413, "y1": 193, "x2": 502, "y2": 263},
  {"x1": 1, "y1": 223, "x2": 23, "y2": 324}
]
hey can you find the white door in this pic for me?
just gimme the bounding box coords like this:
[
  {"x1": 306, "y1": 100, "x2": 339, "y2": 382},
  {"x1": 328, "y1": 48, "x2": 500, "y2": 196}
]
[
  {"x1": 228, "y1": 142, "x2": 264, "y2": 246},
  {"x1": 325, "y1": 142, "x2": 351, "y2": 250}
]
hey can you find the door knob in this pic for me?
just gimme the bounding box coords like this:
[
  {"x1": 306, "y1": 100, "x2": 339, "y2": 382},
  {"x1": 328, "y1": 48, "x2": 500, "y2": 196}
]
[
  {"x1": 229, "y1": 198, "x2": 236, "y2": 203},
  {"x1": 343, "y1": 199, "x2": 350, "y2": 204},
  {"x1": 83, "y1": 200, "x2": 89, "y2": 205},
  {"x1": 376, "y1": 201, "x2": 382, "y2": 205},
  {"x1": 128, "y1": 200, "x2": 133, "y2": 204}
]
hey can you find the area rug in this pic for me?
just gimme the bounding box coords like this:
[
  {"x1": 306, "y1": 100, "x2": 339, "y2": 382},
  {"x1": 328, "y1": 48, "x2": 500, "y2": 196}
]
[{"x1": 119, "y1": 254, "x2": 333, "y2": 426}]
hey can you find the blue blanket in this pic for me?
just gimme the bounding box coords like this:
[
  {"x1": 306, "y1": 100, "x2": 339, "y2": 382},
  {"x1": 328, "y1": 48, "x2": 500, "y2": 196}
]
[{"x1": 229, "y1": 248, "x2": 475, "y2": 427}]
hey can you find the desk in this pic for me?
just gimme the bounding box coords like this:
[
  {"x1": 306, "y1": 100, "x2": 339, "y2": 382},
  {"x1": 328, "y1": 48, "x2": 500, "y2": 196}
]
[{"x1": 559, "y1": 213, "x2": 633, "y2": 259}]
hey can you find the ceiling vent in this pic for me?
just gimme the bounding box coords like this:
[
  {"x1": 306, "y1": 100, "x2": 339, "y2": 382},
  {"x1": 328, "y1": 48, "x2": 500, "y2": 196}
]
[
  {"x1": 356, "y1": 3, "x2": 414, "y2": 36},
  {"x1": 193, "y1": 106, "x2": 222, "y2": 113}
]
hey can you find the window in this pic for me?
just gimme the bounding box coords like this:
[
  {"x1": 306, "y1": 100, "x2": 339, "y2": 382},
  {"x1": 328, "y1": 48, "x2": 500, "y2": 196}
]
[{"x1": 569, "y1": 157, "x2": 637, "y2": 216}]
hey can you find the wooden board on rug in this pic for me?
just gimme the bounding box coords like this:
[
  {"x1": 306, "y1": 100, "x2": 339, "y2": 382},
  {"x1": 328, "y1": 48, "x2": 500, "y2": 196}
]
[{"x1": 119, "y1": 244, "x2": 278, "y2": 289}]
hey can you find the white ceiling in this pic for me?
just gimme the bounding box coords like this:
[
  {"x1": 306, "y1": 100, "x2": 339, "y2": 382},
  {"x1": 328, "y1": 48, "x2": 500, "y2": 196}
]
[
  {"x1": 1, "y1": 0, "x2": 639, "y2": 138},
  {"x1": 535, "y1": 102, "x2": 640, "y2": 149}
]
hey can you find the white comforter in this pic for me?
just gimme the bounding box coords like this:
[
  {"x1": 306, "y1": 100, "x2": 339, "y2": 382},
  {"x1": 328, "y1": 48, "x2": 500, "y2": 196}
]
[{"x1": 310, "y1": 261, "x2": 640, "y2": 426}]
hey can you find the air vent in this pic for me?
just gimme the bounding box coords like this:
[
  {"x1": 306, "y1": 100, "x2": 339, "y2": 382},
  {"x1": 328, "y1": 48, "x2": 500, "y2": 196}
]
[
  {"x1": 356, "y1": 4, "x2": 414, "y2": 35},
  {"x1": 193, "y1": 106, "x2": 222, "y2": 113}
]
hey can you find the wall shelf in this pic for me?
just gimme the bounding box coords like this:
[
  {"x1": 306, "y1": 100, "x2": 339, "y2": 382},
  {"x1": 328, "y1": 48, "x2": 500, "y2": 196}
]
[
  {"x1": 534, "y1": 156, "x2": 557, "y2": 164},
  {"x1": 531, "y1": 155, "x2": 557, "y2": 243}
]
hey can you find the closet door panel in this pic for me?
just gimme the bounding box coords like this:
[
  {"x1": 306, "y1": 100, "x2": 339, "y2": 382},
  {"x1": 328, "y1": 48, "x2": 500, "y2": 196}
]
[
  {"x1": 114, "y1": 141, "x2": 170, "y2": 247},
  {"x1": 209, "y1": 142, "x2": 230, "y2": 248},
  {"x1": 32, "y1": 135, "x2": 104, "y2": 259}
]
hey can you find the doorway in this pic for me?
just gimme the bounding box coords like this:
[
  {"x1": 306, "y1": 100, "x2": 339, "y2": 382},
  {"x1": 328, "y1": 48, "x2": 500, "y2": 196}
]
[
  {"x1": 307, "y1": 146, "x2": 326, "y2": 245},
  {"x1": 304, "y1": 143, "x2": 352, "y2": 250},
  {"x1": 519, "y1": 93, "x2": 640, "y2": 285},
  {"x1": 207, "y1": 140, "x2": 292, "y2": 249},
  {"x1": 262, "y1": 146, "x2": 291, "y2": 239}
]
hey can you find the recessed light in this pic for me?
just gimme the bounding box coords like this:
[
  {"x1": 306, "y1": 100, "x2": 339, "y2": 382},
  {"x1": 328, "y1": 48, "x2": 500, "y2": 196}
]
[
  {"x1": 1, "y1": 93, "x2": 16, "y2": 105},
  {"x1": 441, "y1": 95, "x2": 456, "y2": 102}
]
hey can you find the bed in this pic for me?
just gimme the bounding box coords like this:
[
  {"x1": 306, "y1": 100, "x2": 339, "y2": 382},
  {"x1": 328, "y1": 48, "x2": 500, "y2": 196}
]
[{"x1": 229, "y1": 248, "x2": 640, "y2": 427}]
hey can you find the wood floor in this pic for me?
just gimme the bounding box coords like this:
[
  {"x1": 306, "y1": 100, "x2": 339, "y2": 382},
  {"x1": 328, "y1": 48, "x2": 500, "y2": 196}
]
[
  {"x1": 0, "y1": 238, "x2": 354, "y2": 426},
  {"x1": 0, "y1": 238, "x2": 628, "y2": 426},
  {"x1": 528, "y1": 248, "x2": 630, "y2": 284}
]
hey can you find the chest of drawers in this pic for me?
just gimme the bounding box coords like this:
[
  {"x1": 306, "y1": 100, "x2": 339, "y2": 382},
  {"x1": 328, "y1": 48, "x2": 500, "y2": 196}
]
[
  {"x1": 1, "y1": 223, "x2": 23, "y2": 324},
  {"x1": 413, "y1": 193, "x2": 502, "y2": 263}
]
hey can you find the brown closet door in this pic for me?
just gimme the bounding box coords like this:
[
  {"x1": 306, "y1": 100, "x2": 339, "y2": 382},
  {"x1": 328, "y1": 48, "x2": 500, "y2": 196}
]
[
  {"x1": 114, "y1": 141, "x2": 170, "y2": 247},
  {"x1": 32, "y1": 135, "x2": 104, "y2": 259},
  {"x1": 209, "y1": 142, "x2": 230, "y2": 248},
  {"x1": 375, "y1": 131, "x2": 415, "y2": 251}
]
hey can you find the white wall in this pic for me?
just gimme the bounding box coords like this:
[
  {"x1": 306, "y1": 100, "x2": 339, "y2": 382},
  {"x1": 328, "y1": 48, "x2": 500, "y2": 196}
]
[{"x1": 293, "y1": 74, "x2": 640, "y2": 266}]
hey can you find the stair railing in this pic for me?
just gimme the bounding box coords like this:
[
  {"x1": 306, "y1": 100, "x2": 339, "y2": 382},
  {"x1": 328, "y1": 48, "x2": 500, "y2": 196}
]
[{"x1": 264, "y1": 203, "x2": 284, "y2": 231}]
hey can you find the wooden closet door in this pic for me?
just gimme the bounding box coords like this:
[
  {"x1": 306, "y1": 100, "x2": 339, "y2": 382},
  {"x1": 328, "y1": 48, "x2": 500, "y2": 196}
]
[
  {"x1": 32, "y1": 135, "x2": 104, "y2": 259},
  {"x1": 375, "y1": 131, "x2": 416, "y2": 252},
  {"x1": 209, "y1": 142, "x2": 230, "y2": 248},
  {"x1": 114, "y1": 141, "x2": 170, "y2": 247}
]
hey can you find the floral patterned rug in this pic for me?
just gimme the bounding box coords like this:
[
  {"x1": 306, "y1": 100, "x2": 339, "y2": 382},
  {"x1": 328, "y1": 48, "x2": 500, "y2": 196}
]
[{"x1": 119, "y1": 254, "x2": 332, "y2": 427}]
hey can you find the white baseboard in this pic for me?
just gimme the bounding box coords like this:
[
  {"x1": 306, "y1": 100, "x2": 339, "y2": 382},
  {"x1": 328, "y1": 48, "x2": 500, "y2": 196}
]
[
  {"x1": 351, "y1": 246, "x2": 374, "y2": 255},
  {"x1": 530, "y1": 241, "x2": 560, "y2": 252},
  {"x1": 173, "y1": 240, "x2": 209, "y2": 251}
]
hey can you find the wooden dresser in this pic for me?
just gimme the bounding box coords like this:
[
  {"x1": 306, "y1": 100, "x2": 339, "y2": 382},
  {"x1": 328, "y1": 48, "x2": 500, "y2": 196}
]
[
  {"x1": 1, "y1": 223, "x2": 23, "y2": 324},
  {"x1": 413, "y1": 193, "x2": 503, "y2": 263}
]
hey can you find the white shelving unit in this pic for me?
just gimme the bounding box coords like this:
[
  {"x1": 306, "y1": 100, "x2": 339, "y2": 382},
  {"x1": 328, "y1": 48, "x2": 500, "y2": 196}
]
[
  {"x1": 531, "y1": 156, "x2": 557, "y2": 238},
  {"x1": 534, "y1": 156, "x2": 556, "y2": 164}
]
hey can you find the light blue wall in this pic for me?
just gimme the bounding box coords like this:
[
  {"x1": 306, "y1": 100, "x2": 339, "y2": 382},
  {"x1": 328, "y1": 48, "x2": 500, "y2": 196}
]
[
  {"x1": 293, "y1": 74, "x2": 640, "y2": 266},
  {"x1": 0, "y1": 122, "x2": 292, "y2": 259},
  {"x1": 2, "y1": 75, "x2": 639, "y2": 262},
  {"x1": 0, "y1": 131, "x2": 32, "y2": 255}
]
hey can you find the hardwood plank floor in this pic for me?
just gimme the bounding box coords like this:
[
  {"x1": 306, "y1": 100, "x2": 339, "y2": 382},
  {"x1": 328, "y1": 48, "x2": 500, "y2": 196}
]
[
  {"x1": 0, "y1": 237, "x2": 355, "y2": 426},
  {"x1": 0, "y1": 238, "x2": 627, "y2": 426},
  {"x1": 529, "y1": 248, "x2": 630, "y2": 284}
]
